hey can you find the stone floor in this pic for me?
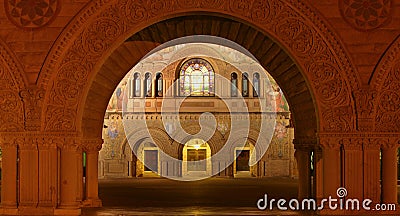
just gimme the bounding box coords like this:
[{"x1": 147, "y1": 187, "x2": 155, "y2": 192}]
[{"x1": 82, "y1": 177, "x2": 304, "y2": 215}]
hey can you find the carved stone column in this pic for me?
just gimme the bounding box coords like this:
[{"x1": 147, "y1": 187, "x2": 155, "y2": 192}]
[
  {"x1": 82, "y1": 139, "x2": 103, "y2": 207},
  {"x1": 313, "y1": 147, "x2": 323, "y2": 201},
  {"x1": 0, "y1": 136, "x2": 18, "y2": 209},
  {"x1": 165, "y1": 79, "x2": 173, "y2": 97},
  {"x1": 320, "y1": 136, "x2": 341, "y2": 197},
  {"x1": 341, "y1": 138, "x2": 363, "y2": 200},
  {"x1": 381, "y1": 138, "x2": 398, "y2": 204},
  {"x1": 294, "y1": 146, "x2": 311, "y2": 199},
  {"x1": 58, "y1": 138, "x2": 81, "y2": 209},
  {"x1": 238, "y1": 75, "x2": 242, "y2": 95},
  {"x1": 363, "y1": 138, "x2": 380, "y2": 204},
  {"x1": 17, "y1": 137, "x2": 39, "y2": 207}
]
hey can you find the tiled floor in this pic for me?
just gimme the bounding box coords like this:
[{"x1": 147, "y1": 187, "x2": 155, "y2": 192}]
[{"x1": 82, "y1": 177, "x2": 304, "y2": 215}]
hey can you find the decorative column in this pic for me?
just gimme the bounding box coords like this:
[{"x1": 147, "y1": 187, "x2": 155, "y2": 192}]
[
  {"x1": 381, "y1": 138, "x2": 398, "y2": 204},
  {"x1": 294, "y1": 146, "x2": 311, "y2": 199},
  {"x1": 162, "y1": 79, "x2": 167, "y2": 97},
  {"x1": 0, "y1": 136, "x2": 18, "y2": 209},
  {"x1": 313, "y1": 147, "x2": 323, "y2": 201},
  {"x1": 151, "y1": 78, "x2": 156, "y2": 98},
  {"x1": 83, "y1": 139, "x2": 103, "y2": 207},
  {"x1": 363, "y1": 138, "x2": 380, "y2": 204},
  {"x1": 341, "y1": 138, "x2": 363, "y2": 200},
  {"x1": 58, "y1": 138, "x2": 81, "y2": 209},
  {"x1": 238, "y1": 75, "x2": 242, "y2": 95},
  {"x1": 248, "y1": 78, "x2": 253, "y2": 99},
  {"x1": 37, "y1": 138, "x2": 58, "y2": 207},
  {"x1": 320, "y1": 137, "x2": 341, "y2": 197},
  {"x1": 17, "y1": 137, "x2": 39, "y2": 207},
  {"x1": 140, "y1": 75, "x2": 145, "y2": 98}
]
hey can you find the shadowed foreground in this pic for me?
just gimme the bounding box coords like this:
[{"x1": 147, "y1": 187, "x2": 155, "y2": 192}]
[{"x1": 82, "y1": 177, "x2": 304, "y2": 215}]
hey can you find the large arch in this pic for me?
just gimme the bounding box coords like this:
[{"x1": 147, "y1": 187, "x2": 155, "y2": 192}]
[
  {"x1": 38, "y1": 0, "x2": 360, "y2": 138},
  {"x1": 370, "y1": 34, "x2": 400, "y2": 132}
]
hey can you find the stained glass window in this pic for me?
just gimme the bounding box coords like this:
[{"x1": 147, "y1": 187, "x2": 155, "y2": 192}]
[
  {"x1": 156, "y1": 73, "x2": 163, "y2": 97},
  {"x1": 242, "y1": 73, "x2": 249, "y2": 97},
  {"x1": 253, "y1": 72, "x2": 260, "y2": 97},
  {"x1": 179, "y1": 58, "x2": 215, "y2": 96},
  {"x1": 133, "y1": 72, "x2": 141, "y2": 97},
  {"x1": 231, "y1": 72, "x2": 238, "y2": 97}
]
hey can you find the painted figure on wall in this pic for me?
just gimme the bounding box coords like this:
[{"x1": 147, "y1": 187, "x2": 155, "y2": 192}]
[
  {"x1": 116, "y1": 81, "x2": 128, "y2": 111},
  {"x1": 266, "y1": 82, "x2": 289, "y2": 112},
  {"x1": 275, "y1": 121, "x2": 287, "y2": 140},
  {"x1": 107, "y1": 120, "x2": 119, "y2": 139}
]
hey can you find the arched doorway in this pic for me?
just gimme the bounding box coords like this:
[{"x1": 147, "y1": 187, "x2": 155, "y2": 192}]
[
  {"x1": 182, "y1": 139, "x2": 212, "y2": 177},
  {"x1": 233, "y1": 142, "x2": 256, "y2": 178}
]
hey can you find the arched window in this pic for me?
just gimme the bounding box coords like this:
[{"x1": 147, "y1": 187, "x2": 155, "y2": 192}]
[
  {"x1": 231, "y1": 72, "x2": 238, "y2": 97},
  {"x1": 144, "y1": 72, "x2": 152, "y2": 97},
  {"x1": 253, "y1": 73, "x2": 260, "y2": 97},
  {"x1": 156, "y1": 73, "x2": 163, "y2": 97},
  {"x1": 179, "y1": 58, "x2": 215, "y2": 96},
  {"x1": 133, "y1": 72, "x2": 141, "y2": 97},
  {"x1": 242, "y1": 73, "x2": 249, "y2": 97}
]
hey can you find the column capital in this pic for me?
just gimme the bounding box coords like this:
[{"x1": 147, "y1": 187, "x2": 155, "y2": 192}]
[
  {"x1": 15, "y1": 137, "x2": 38, "y2": 150},
  {"x1": 82, "y1": 138, "x2": 103, "y2": 153},
  {"x1": 319, "y1": 137, "x2": 341, "y2": 151},
  {"x1": 19, "y1": 87, "x2": 45, "y2": 131},
  {"x1": 58, "y1": 137, "x2": 82, "y2": 151},
  {"x1": 293, "y1": 136, "x2": 317, "y2": 151},
  {"x1": 352, "y1": 88, "x2": 377, "y2": 131},
  {"x1": 340, "y1": 137, "x2": 362, "y2": 151},
  {"x1": 381, "y1": 137, "x2": 400, "y2": 150}
]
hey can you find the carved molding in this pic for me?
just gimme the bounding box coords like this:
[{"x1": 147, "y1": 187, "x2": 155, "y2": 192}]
[
  {"x1": 318, "y1": 133, "x2": 400, "y2": 151},
  {"x1": 38, "y1": 0, "x2": 359, "y2": 134},
  {"x1": 371, "y1": 34, "x2": 400, "y2": 132},
  {"x1": 0, "y1": 38, "x2": 26, "y2": 132}
]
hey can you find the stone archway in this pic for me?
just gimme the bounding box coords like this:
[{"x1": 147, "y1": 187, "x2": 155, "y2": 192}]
[
  {"x1": 32, "y1": 0, "x2": 362, "y2": 213},
  {"x1": 39, "y1": 0, "x2": 359, "y2": 136}
]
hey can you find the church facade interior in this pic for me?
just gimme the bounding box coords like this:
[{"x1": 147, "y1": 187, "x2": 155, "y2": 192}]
[
  {"x1": 0, "y1": 0, "x2": 399, "y2": 215},
  {"x1": 100, "y1": 42, "x2": 297, "y2": 180}
]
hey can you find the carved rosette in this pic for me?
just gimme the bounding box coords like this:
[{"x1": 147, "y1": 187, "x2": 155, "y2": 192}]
[
  {"x1": 40, "y1": 0, "x2": 358, "y2": 134},
  {"x1": 339, "y1": 0, "x2": 393, "y2": 31},
  {"x1": 4, "y1": 0, "x2": 61, "y2": 29}
]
